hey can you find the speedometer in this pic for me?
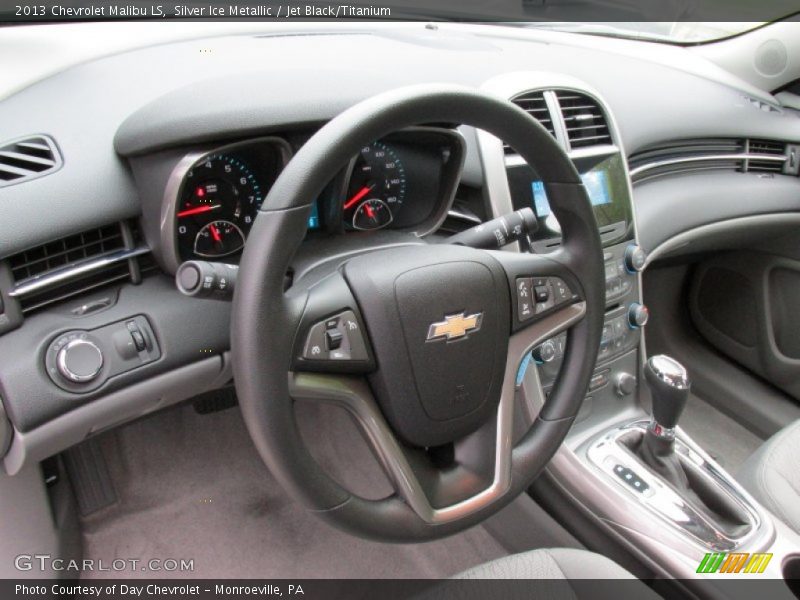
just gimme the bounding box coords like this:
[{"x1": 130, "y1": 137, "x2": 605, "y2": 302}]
[
  {"x1": 343, "y1": 142, "x2": 406, "y2": 230},
  {"x1": 175, "y1": 154, "x2": 263, "y2": 260}
]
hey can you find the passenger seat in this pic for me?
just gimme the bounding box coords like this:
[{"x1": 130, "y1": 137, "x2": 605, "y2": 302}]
[{"x1": 738, "y1": 420, "x2": 800, "y2": 534}]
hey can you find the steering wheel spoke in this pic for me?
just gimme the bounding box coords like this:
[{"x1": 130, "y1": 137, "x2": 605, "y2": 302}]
[{"x1": 289, "y1": 370, "x2": 514, "y2": 524}]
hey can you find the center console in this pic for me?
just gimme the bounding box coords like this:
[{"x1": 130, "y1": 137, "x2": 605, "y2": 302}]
[{"x1": 478, "y1": 72, "x2": 800, "y2": 590}]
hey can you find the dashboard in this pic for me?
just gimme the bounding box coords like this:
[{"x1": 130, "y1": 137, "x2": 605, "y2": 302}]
[{"x1": 1, "y1": 21, "x2": 800, "y2": 475}]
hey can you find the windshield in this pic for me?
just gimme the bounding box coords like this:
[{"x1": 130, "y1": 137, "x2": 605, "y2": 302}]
[{"x1": 521, "y1": 21, "x2": 768, "y2": 44}]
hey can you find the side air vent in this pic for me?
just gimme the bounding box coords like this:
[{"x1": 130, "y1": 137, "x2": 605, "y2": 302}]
[
  {"x1": 555, "y1": 91, "x2": 612, "y2": 149},
  {"x1": 0, "y1": 135, "x2": 62, "y2": 187},
  {"x1": 6, "y1": 221, "x2": 153, "y2": 313},
  {"x1": 748, "y1": 139, "x2": 786, "y2": 173},
  {"x1": 506, "y1": 91, "x2": 556, "y2": 155},
  {"x1": 628, "y1": 138, "x2": 790, "y2": 183}
]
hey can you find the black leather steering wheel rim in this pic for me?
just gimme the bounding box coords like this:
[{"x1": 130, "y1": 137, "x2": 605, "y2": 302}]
[{"x1": 232, "y1": 84, "x2": 605, "y2": 542}]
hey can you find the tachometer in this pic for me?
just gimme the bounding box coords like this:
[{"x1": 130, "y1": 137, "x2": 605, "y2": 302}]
[
  {"x1": 175, "y1": 154, "x2": 262, "y2": 260},
  {"x1": 343, "y1": 142, "x2": 406, "y2": 230}
]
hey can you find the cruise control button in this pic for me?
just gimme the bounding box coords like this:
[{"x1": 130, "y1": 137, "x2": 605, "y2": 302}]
[
  {"x1": 325, "y1": 329, "x2": 344, "y2": 351},
  {"x1": 303, "y1": 322, "x2": 328, "y2": 359}
]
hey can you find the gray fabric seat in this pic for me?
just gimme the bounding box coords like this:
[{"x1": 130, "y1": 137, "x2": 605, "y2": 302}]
[
  {"x1": 455, "y1": 548, "x2": 640, "y2": 580},
  {"x1": 444, "y1": 548, "x2": 661, "y2": 600},
  {"x1": 738, "y1": 419, "x2": 800, "y2": 534}
]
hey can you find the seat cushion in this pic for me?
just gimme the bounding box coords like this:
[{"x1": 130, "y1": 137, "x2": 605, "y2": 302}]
[
  {"x1": 446, "y1": 548, "x2": 660, "y2": 600},
  {"x1": 455, "y1": 548, "x2": 639, "y2": 580},
  {"x1": 738, "y1": 419, "x2": 800, "y2": 534}
]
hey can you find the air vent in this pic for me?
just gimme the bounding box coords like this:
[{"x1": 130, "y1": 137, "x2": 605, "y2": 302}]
[
  {"x1": 748, "y1": 139, "x2": 786, "y2": 173},
  {"x1": 0, "y1": 135, "x2": 62, "y2": 187},
  {"x1": 7, "y1": 221, "x2": 153, "y2": 313},
  {"x1": 555, "y1": 91, "x2": 612, "y2": 149},
  {"x1": 506, "y1": 91, "x2": 556, "y2": 155},
  {"x1": 628, "y1": 138, "x2": 790, "y2": 183}
]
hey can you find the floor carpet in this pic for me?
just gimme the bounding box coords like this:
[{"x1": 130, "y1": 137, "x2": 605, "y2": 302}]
[{"x1": 79, "y1": 401, "x2": 507, "y2": 580}]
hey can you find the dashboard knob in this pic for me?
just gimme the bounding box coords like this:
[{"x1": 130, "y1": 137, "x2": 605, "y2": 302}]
[
  {"x1": 628, "y1": 303, "x2": 649, "y2": 328},
  {"x1": 532, "y1": 340, "x2": 557, "y2": 363},
  {"x1": 56, "y1": 339, "x2": 103, "y2": 383},
  {"x1": 624, "y1": 244, "x2": 647, "y2": 273},
  {"x1": 614, "y1": 372, "x2": 637, "y2": 396}
]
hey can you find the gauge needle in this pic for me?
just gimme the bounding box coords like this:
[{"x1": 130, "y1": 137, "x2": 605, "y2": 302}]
[
  {"x1": 343, "y1": 185, "x2": 374, "y2": 210},
  {"x1": 177, "y1": 204, "x2": 221, "y2": 218},
  {"x1": 365, "y1": 204, "x2": 376, "y2": 219},
  {"x1": 209, "y1": 224, "x2": 222, "y2": 243}
]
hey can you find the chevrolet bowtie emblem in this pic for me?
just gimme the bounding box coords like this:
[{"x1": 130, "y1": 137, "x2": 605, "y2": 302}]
[{"x1": 426, "y1": 312, "x2": 483, "y2": 342}]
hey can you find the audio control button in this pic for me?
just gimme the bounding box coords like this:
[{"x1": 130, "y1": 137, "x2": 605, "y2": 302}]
[
  {"x1": 628, "y1": 303, "x2": 650, "y2": 328},
  {"x1": 624, "y1": 244, "x2": 647, "y2": 273}
]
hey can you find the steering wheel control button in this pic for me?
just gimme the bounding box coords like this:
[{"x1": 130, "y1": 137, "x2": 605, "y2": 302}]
[
  {"x1": 56, "y1": 339, "x2": 104, "y2": 383},
  {"x1": 628, "y1": 302, "x2": 650, "y2": 328},
  {"x1": 533, "y1": 285, "x2": 549, "y2": 303},
  {"x1": 550, "y1": 278, "x2": 573, "y2": 304},
  {"x1": 325, "y1": 329, "x2": 344, "y2": 351},
  {"x1": 302, "y1": 310, "x2": 369, "y2": 362},
  {"x1": 516, "y1": 277, "x2": 533, "y2": 321}
]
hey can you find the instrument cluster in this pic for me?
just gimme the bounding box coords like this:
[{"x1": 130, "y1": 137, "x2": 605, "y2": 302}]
[{"x1": 165, "y1": 128, "x2": 465, "y2": 265}]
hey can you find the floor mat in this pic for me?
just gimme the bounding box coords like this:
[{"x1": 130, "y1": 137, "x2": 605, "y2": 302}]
[
  {"x1": 679, "y1": 394, "x2": 763, "y2": 472},
  {"x1": 79, "y1": 402, "x2": 506, "y2": 580}
]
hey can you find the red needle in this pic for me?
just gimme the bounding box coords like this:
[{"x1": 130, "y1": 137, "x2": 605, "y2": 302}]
[
  {"x1": 177, "y1": 204, "x2": 220, "y2": 218},
  {"x1": 343, "y1": 185, "x2": 374, "y2": 210},
  {"x1": 365, "y1": 204, "x2": 375, "y2": 219},
  {"x1": 210, "y1": 224, "x2": 222, "y2": 243}
]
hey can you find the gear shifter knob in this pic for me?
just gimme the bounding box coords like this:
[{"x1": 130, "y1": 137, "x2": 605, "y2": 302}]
[{"x1": 644, "y1": 355, "x2": 690, "y2": 434}]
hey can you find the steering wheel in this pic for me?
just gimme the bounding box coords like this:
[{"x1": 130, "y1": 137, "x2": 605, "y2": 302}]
[{"x1": 232, "y1": 85, "x2": 604, "y2": 542}]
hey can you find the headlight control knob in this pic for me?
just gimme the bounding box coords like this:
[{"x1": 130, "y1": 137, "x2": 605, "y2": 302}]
[{"x1": 56, "y1": 339, "x2": 104, "y2": 383}]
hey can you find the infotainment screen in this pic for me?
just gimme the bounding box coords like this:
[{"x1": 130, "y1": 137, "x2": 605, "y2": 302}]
[
  {"x1": 531, "y1": 169, "x2": 611, "y2": 217},
  {"x1": 506, "y1": 153, "x2": 633, "y2": 247}
]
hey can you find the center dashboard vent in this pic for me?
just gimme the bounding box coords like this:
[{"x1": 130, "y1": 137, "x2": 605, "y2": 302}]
[
  {"x1": 555, "y1": 91, "x2": 612, "y2": 149},
  {"x1": 0, "y1": 135, "x2": 62, "y2": 187},
  {"x1": 505, "y1": 90, "x2": 612, "y2": 155},
  {"x1": 5, "y1": 220, "x2": 155, "y2": 314}
]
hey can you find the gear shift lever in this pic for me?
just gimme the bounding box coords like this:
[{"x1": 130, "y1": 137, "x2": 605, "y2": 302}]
[
  {"x1": 644, "y1": 355, "x2": 690, "y2": 439},
  {"x1": 636, "y1": 355, "x2": 691, "y2": 489}
]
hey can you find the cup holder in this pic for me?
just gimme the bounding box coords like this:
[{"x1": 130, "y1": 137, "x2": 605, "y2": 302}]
[{"x1": 785, "y1": 554, "x2": 800, "y2": 599}]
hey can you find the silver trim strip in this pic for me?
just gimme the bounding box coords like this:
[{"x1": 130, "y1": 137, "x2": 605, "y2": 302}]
[
  {"x1": 9, "y1": 246, "x2": 150, "y2": 298},
  {"x1": 290, "y1": 301, "x2": 586, "y2": 524},
  {"x1": 629, "y1": 153, "x2": 786, "y2": 179}
]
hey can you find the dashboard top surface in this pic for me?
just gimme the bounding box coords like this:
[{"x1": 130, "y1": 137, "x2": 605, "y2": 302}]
[{"x1": 0, "y1": 22, "x2": 799, "y2": 259}]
